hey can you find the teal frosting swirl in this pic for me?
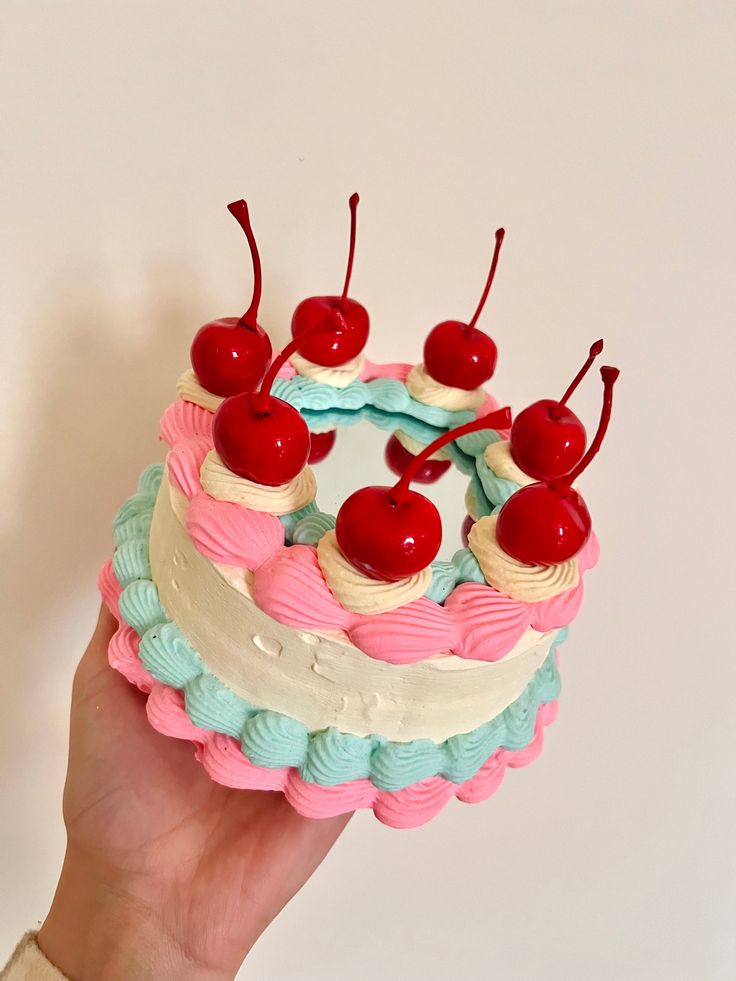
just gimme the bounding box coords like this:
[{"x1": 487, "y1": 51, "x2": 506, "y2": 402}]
[
  {"x1": 476, "y1": 454, "x2": 521, "y2": 507},
  {"x1": 111, "y1": 472, "x2": 562, "y2": 791},
  {"x1": 278, "y1": 500, "x2": 320, "y2": 540},
  {"x1": 291, "y1": 511, "x2": 337, "y2": 546},
  {"x1": 272, "y1": 374, "x2": 478, "y2": 433},
  {"x1": 425, "y1": 548, "x2": 486, "y2": 602}
]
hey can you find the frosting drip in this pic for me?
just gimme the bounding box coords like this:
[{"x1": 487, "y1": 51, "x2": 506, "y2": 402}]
[
  {"x1": 317, "y1": 530, "x2": 432, "y2": 615},
  {"x1": 200, "y1": 451, "x2": 317, "y2": 515},
  {"x1": 468, "y1": 515, "x2": 580, "y2": 602},
  {"x1": 407, "y1": 363, "x2": 485, "y2": 412}
]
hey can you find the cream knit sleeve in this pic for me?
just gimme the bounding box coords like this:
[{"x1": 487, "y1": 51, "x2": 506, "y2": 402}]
[{"x1": 0, "y1": 934, "x2": 68, "y2": 981}]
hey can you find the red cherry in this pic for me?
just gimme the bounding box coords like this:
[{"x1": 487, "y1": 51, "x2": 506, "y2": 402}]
[
  {"x1": 423, "y1": 228, "x2": 505, "y2": 390},
  {"x1": 336, "y1": 407, "x2": 512, "y2": 580},
  {"x1": 213, "y1": 330, "x2": 321, "y2": 486},
  {"x1": 214, "y1": 393, "x2": 309, "y2": 486},
  {"x1": 461, "y1": 514, "x2": 474, "y2": 547},
  {"x1": 384, "y1": 434, "x2": 452, "y2": 484},
  {"x1": 291, "y1": 193, "x2": 369, "y2": 367},
  {"x1": 307, "y1": 429, "x2": 337, "y2": 464},
  {"x1": 510, "y1": 340, "x2": 604, "y2": 480},
  {"x1": 496, "y1": 483, "x2": 592, "y2": 566},
  {"x1": 496, "y1": 366, "x2": 619, "y2": 565},
  {"x1": 336, "y1": 486, "x2": 442, "y2": 581},
  {"x1": 190, "y1": 200, "x2": 272, "y2": 396}
]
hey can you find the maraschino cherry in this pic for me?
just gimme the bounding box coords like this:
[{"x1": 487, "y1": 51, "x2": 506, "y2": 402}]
[
  {"x1": 291, "y1": 193, "x2": 369, "y2": 367},
  {"x1": 510, "y1": 339, "x2": 604, "y2": 480},
  {"x1": 213, "y1": 334, "x2": 314, "y2": 486},
  {"x1": 461, "y1": 514, "x2": 475, "y2": 548},
  {"x1": 308, "y1": 429, "x2": 337, "y2": 464},
  {"x1": 422, "y1": 228, "x2": 505, "y2": 391},
  {"x1": 190, "y1": 200, "x2": 272, "y2": 397},
  {"x1": 336, "y1": 408, "x2": 512, "y2": 581},
  {"x1": 384, "y1": 434, "x2": 452, "y2": 484},
  {"x1": 496, "y1": 366, "x2": 619, "y2": 566}
]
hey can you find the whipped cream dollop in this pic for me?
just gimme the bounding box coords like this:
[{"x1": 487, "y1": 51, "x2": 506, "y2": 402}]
[
  {"x1": 317, "y1": 530, "x2": 432, "y2": 615},
  {"x1": 484, "y1": 440, "x2": 535, "y2": 486},
  {"x1": 468, "y1": 515, "x2": 579, "y2": 602},
  {"x1": 406, "y1": 363, "x2": 485, "y2": 412},
  {"x1": 394, "y1": 429, "x2": 451, "y2": 461},
  {"x1": 200, "y1": 451, "x2": 317, "y2": 515},
  {"x1": 176, "y1": 369, "x2": 225, "y2": 412},
  {"x1": 289, "y1": 350, "x2": 365, "y2": 388}
]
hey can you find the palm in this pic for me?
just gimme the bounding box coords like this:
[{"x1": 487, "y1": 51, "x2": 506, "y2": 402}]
[{"x1": 61, "y1": 607, "x2": 350, "y2": 973}]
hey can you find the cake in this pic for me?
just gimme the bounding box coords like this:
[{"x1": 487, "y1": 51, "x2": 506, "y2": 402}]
[{"x1": 99, "y1": 197, "x2": 618, "y2": 829}]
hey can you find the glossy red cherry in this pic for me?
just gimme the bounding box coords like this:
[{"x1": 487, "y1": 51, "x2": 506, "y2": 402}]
[
  {"x1": 307, "y1": 429, "x2": 337, "y2": 464},
  {"x1": 461, "y1": 514, "x2": 474, "y2": 548},
  {"x1": 496, "y1": 366, "x2": 619, "y2": 565},
  {"x1": 190, "y1": 200, "x2": 272, "y2": 396},
  {"x1": 291, "y1": 193, "x2": 369, "y2": 367},
  {"x1": 213, "y1": 333, "x2": 315, "y2": 486},
  {"x1": 510, "y1": 339, "x2": 604, "y2": 480},
  {"x1": 336, "y1": 407, "x2": 512, "y2": 580},
  {"x1": 384, "y1": 434, "x2": 452, "y2": 484},
  {"x1": 423, "y1": 228, "x2": 505, "y2": 391}
]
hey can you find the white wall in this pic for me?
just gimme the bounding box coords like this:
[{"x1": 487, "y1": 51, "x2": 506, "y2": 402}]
[{"x1": 1, "y1": 3, "x2": 734, "y2": 979}]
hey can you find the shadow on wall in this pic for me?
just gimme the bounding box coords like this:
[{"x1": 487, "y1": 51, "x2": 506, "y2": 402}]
[{"x1": 0, "y1": 256, "x2": 210, "y2": 733}]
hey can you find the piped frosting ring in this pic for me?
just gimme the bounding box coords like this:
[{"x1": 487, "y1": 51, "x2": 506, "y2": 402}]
[
  {"x1": 200, "y1": 451, "x2": 317, "y2": 515},
  {"x1": 468, "y1": 514, "x2": 580, "y2": 602}
]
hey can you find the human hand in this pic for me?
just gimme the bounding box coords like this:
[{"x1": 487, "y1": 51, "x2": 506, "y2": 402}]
[{"x1": 38, "y1": 605, "x2": 350, "y2": 980}]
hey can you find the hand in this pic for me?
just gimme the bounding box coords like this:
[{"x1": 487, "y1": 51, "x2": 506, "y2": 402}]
[{"x1": 39, "y1": 605, "x2": 350, "y2": 980}]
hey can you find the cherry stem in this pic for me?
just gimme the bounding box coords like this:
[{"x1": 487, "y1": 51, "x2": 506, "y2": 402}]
[
  {"x1": 557, "y1": 366, "x2": 620, "y2": 490},
  {"x1": 467, "y1": 228, "x2": 505, "y2": 333},
  {"x1": 390, "y1": 407, "x2": 512, "y2": 504},
  {"x1": 551, "y1": 339, "x2": 604, "y2": 419},
  {"x1": 254, "y1": 313, "x2": 335, "y2": 413},
  {"x1": 228, "y1": 200, "x2": 263, "y2": 329},
  {"x1": 340, "y1": 193, "x2": 360, "y2": 309},
  {"x1": 254, "y1": 334, "x2": 304, "y2": 412}
]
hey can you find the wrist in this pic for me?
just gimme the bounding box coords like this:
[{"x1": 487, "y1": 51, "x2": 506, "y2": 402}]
[{"x1": 38, "y1": 849, "x2": 232, "y2": 981}]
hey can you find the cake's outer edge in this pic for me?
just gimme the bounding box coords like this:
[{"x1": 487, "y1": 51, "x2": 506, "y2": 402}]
[
  {"x1": 106, "y1": 463, "x2": 563, "y2": 795},
  {"x1": 149, "y1": 472, "x2": 558, "y2": 743}
]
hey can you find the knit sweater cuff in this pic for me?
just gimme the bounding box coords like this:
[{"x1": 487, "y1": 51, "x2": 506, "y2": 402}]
[{"x1": 0, "y1": 933, "x2": 68, "y2": 981}]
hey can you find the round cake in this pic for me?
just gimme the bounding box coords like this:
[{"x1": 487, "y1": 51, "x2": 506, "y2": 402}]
[{"x1": 99, "y1": 197, "x2": 617, "y2": 828}]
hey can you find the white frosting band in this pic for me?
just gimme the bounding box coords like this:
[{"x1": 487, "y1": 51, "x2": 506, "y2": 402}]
[
  {"x1": 484, "y1": 440, "x2": 535, "y2": 485},
  {"x1": 316, "y1": 530, "x2": 432, "y2": 615},
  {"x1": 468, "y1": 515, "x2": 579, "y2": 602},
  {"x1": 200, "y1": 451, "x2": 317, "y2": 515},
  {"x1": 177, "y1": 369, "x2": 225, "y2": 412},
  {"x1": 407, "y1": 363, "x2": 485, "y2": 411},
  {"x1": 289, "y1": 350, "x2": 365, "y2": 388},
  {"x1": 149, "y1": 477, "x2": 557, "y2": 742}
]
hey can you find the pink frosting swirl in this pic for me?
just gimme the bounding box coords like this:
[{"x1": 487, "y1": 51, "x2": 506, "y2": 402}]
[
  {"x1": 444, "y1": 584, "x2": 530, "y2": 661},
  {"x1": 166, "y1": 436, "x2": 211, "y2": 498},
  {"x1": 187, "y1": 493, "x2": 284, "y2": 568},
  {"x1": 252, "y1": 545, "x2": 355, "y2": 632},
  {"x1": 160, "y1": 400, "x2": 213, "y2": 447}
]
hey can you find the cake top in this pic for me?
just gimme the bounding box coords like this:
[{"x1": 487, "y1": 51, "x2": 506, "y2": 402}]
[{"x1": 174, "y1": 196, "x2": 619, "y2": 633}]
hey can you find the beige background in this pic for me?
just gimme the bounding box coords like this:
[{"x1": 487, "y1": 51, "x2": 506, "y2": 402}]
[{"x1": 1, "y1": 2, "x2": 735, "y2": 979}]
